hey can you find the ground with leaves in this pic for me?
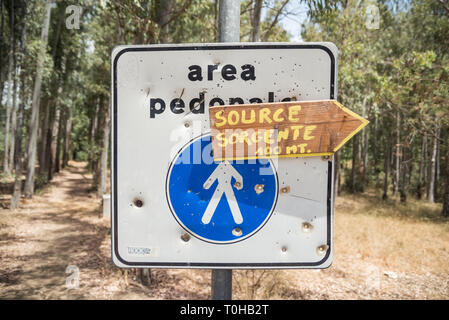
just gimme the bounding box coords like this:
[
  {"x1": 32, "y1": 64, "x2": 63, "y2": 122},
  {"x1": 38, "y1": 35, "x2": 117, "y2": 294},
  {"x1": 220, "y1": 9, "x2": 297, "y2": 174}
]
[{"x1": 0, "y1": 162, "x2": 448, "y2": 299}]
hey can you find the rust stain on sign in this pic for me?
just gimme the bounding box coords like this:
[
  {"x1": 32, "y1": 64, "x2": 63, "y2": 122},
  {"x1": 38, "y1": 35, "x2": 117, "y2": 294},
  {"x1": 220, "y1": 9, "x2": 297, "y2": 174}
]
[{"x1": 209, "y1": 100, "x2": 368, "y2": 161}]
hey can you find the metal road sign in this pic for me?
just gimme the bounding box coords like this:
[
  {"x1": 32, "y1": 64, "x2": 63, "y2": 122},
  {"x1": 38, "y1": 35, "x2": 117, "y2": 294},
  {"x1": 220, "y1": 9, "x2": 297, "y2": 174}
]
[
  {"x1": 167, "y1": 134, "x2": 277, "y2": 244},
  {"x1": 111, "y1": 43, "x2": 338, "y2": 268}
]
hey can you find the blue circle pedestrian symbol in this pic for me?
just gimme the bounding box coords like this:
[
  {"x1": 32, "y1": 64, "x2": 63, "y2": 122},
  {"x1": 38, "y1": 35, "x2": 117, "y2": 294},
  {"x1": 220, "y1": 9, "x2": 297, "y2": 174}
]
[{"x1": 166, "y1": 134, "x2": 278, "y2": 244}]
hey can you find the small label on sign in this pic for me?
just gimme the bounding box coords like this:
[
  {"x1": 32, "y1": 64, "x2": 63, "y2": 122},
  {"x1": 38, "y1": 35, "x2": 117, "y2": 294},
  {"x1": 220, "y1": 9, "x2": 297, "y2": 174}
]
[
  {"x1": 209, "y1": 100, "x2": 368, "y2": 161},
  {"x1": 127, "y1": 247, "x2": 158, "y2": 257}
]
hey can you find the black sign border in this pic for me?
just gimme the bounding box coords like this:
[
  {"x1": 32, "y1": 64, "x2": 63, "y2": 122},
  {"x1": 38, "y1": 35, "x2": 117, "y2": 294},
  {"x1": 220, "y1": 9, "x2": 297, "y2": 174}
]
[{"x1": 112, "y1": 44, "x2": 335, "y2": 268}]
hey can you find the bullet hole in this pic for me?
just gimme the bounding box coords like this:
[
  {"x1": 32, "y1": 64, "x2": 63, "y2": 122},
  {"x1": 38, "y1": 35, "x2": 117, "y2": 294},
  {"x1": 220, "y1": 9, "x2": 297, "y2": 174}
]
[
  {"x1": 181, "y1": 233, "x2": 191, "y2": 242},
  {"x1": 232, "y1": 227, "x2": 242, "y2": 236},
  {"x1": 133, "y1": 199, "x2": 143, "y2": 208}
]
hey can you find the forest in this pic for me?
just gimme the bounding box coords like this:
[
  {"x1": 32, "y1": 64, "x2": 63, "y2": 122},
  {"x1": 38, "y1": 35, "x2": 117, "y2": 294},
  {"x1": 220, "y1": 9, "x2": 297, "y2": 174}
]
[
  {"x1": 0, "y1": 0, "x2": 448, "y2": 301},
  {"x1": 0, "y1": 0, "x2": 448, "y2": 211}
]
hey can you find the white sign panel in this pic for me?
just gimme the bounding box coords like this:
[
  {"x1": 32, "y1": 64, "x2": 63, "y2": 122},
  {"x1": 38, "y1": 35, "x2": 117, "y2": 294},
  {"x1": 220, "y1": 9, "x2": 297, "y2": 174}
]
[{"x1": 111, "y1": 43, "x2": 338, "y2": 268}]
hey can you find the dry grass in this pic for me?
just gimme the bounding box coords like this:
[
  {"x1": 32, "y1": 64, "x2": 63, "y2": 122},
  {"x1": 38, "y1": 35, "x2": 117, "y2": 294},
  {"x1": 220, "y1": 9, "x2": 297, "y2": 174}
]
[
  {"x1": 0, "y1": 162, "x2": 448, "y2": 299},
  {"x1": 232, "y1": 192, "x2": 449, "y2": 299},
  {"x1": 335, "y1": 192, "x2": 449, "y2": 274}
]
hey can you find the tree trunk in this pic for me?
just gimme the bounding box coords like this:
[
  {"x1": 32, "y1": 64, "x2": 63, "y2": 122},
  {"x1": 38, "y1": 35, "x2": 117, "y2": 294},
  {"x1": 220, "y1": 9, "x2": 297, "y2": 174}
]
[
  {"x1": 44, "y1": 111, "x2": 53, "y2": 179},
  {"x1": 408, "y1": 149, "x2": 413, "y2": 192},
  {"x1": 98, "y1": 98, "x2": 110, "y2": 197},
  {"x1": 417, "y1": 135, "x2": 426, "y2": 199},
  {"x1": 8, "y1": 63, "x2": 17, "y2": 173},
  {"x1": 442, "y1": 142, "x2": 449, "y2": 217},
  {"x1": 48, "y1": 104, "x2": 60, "y2": 181},
  {"x1": 10, "y1": 99, "x2": 25, "y2": 209},
  {"x1": 23, "y1": 0, "x2": 52, "y2": 198},
  {"x1": 250, "y1": 0, "x2": 262, "y2": 42},
  {"x1": 214, "y1": 0, "x2": 219, "y2": 41},
  {"x1": 435, "y1": 126, "x2": 440, "y2": 200},
  {"x1": 443, "y1": 173, "x2": 449, "y2": 217},
  {"x1": 0, "y1": 0, "x2": 4, "y2": 88},
  {"x1": 155, "y1": 0, "x2": 174, "y2": 43},
  {"x1": 334, "y1": 151, "x2": 340, "y2": 197},
  {"x1": 62, "y1": 106, "x2": 72, "y2": 168},
  {"x1": 350, "y1": 134, "x2": 358, "y2": 193},
  {"x1": 92, "y1": 98, "x2": 104, "y2": 187},
  {"x1": 394, "y1": 111, "x2": 400, "y2": 196},
  {"x1": 55, "y1": 110, "x2": 63, "y2": 173},
  {"x1": 8, "y1": 49, "x2": 18, "y2": 172},
  {"x1": 88, "y1": 99, "x2": 100, "y2": 171},
  {"x1": 3, "y1": 0, "x2": 14, "y2": 175},
  {"x1": 373, "y1": 115, "x2": 379, "y2": 175},
  {"x1": 10, "y1": 0, "x2": 28, "y2": 209},
  {"x1": 361, "y1": 124, "x2": 369, "y2": 192},
  {"x1": 400, "y1": 140, "x2": 408, "y2": 203},
  {"x1": 39, "y1": 5, "x2": 64, "y2": 174},
  {"x1": 48, "y1": 81, "x2": 64, "y2": 180},
  {"x1": 427, "y1": 125, "x2": 438, "y2": 203},
  {"x1": 382, "y1": 131, "x2": 391, "y2": 200},
  {"x1": 39, "y1": 102, "x2": 50, "y2": 174}
]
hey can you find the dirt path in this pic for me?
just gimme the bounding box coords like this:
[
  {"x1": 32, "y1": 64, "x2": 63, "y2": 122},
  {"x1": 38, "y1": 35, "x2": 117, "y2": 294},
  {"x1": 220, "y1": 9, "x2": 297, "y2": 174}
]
[
  {"x1": 0, "y1": 162, "x2": 210, "y2": 299},
  {"x1": 0, "y1": 162, "x2": 448, "y2": 299}
]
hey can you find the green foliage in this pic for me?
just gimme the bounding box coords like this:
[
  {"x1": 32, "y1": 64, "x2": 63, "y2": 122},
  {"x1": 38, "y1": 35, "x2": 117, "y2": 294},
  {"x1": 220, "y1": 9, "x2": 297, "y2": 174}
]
[
  {"x1": 71, "y1": 105, "x2": 90, "y2": 161},
  {"x1": 1, "y1": 0, "x2": 448, "y2": 207},
  {"x1": 170, "y1": 0, "x2": 217, "y2": 43},
  {"x1": 240, "y1": 0, "x2": 291, "y2": 42},
  {"x1": 301, "y1": 0, "x2": 449, "y2": 201}
]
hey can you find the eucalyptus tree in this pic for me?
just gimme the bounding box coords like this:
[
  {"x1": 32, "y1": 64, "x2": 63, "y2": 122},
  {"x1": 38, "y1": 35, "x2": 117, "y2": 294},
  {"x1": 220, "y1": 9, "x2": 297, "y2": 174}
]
[
  {"x1": 3, "y1": 0, "x2": 15, "y2": 175},
  {"x1": 23, "y1": 0, "x2": 52, "y2": 198},
  {"x1": 300, "y1": 0, "x2": 448, "y2": 210}
]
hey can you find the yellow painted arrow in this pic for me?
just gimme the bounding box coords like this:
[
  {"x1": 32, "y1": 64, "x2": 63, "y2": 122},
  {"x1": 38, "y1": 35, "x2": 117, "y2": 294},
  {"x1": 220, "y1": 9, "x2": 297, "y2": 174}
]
[{"x1": 209, "y1": 100, "x2": 369, "y2": 161}]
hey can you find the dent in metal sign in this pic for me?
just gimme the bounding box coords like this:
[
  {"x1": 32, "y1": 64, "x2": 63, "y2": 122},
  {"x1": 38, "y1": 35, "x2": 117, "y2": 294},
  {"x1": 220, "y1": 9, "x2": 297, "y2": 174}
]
[{"x1": 111, "y1": 43, "x2": 338, "y2": 268}]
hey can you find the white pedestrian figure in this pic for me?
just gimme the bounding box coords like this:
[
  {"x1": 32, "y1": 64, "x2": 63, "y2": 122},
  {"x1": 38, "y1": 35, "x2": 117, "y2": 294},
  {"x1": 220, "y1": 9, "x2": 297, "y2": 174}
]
[{"x1": 201, "y1": 161, "x2": 243, "y2": 225}]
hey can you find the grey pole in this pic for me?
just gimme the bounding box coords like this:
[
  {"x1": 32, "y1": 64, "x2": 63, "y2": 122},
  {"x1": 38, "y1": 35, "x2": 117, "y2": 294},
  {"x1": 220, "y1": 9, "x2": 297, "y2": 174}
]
[
  {"x1": 218, "y1": 0, "x2": 241, "y2": 42},
  {"x1": 211, "y1": 267, "x2": 233, "y2": 300},
  {"x1": 211, "y1": 0, "x2": 241, "y2": 301}
]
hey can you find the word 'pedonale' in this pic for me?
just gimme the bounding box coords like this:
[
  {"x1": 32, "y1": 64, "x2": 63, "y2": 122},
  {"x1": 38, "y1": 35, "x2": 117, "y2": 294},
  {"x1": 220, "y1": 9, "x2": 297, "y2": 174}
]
[{"x1": 149, "y1": 91, "x2": 297, "y2": 118}]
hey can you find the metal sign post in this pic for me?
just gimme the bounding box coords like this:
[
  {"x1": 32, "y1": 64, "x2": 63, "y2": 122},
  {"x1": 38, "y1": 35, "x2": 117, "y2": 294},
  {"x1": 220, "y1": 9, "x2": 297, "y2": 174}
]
[
  {"x1": 211, "y1": 265, "x2": 233, "y2": 300},
  {"x1": 212, "y1": 0, "x2": 241, "y2": 301}
]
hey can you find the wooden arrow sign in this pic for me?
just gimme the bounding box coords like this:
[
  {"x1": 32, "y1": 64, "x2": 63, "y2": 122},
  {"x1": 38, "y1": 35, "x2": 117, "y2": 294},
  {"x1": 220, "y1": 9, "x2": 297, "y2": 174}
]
[{"x1": 209, "y1": 100, "x2": 369, "y2": 161}]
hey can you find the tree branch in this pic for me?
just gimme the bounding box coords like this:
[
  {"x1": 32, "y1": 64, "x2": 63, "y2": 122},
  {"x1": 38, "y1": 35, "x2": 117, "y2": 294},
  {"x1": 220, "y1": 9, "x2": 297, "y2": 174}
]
[
  {"x1": 261, "y1": 0, "x2": 290, "y2": 41},
  {"x1": 158, "y1": 0, "x2": 194, "y2": 29},
  {"x1": 437, "y1": 0, "x2": 449, "y2": 14}
]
